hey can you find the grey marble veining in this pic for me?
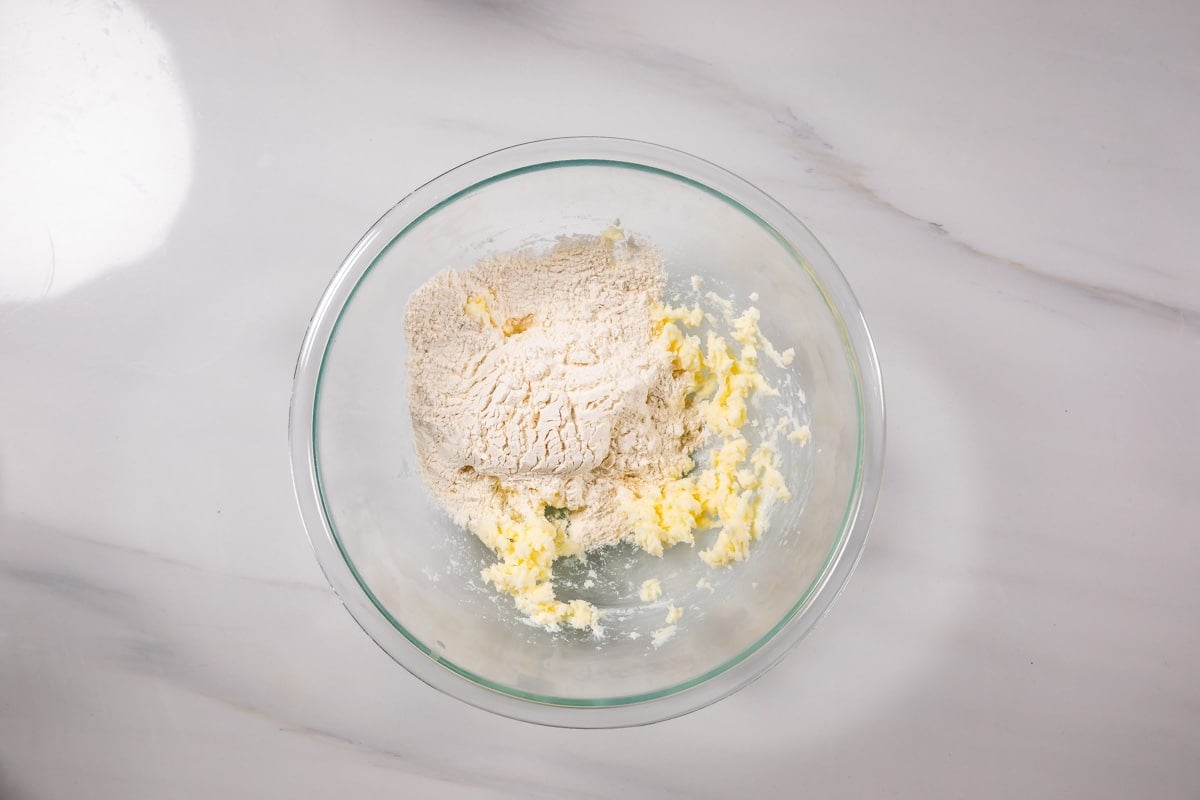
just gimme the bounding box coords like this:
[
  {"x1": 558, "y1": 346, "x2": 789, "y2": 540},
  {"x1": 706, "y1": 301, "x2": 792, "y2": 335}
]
[{"x1": 1, "y1": 0, "x2": 1197, "y2": 797}]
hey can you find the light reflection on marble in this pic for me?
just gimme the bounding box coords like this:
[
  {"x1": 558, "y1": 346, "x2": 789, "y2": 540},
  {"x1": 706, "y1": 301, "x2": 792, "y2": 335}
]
[
  {"x1": 0, "y1": 0, "x2": 192, "y2": 303},
  {"x1": 0, "y1": 0, "x2": 1197, "y2": 797}
]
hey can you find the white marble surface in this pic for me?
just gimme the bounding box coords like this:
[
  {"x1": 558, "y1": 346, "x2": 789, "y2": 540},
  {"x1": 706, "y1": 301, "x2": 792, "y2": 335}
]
[{"x1": 2, "y1": 0, "x2": 1198, "y2": 796}]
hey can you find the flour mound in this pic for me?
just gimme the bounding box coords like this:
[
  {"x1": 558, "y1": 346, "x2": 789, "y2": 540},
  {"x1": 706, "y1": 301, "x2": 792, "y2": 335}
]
[{"x1": 405, "y1": 232, "x2": 703, "y2": 555}]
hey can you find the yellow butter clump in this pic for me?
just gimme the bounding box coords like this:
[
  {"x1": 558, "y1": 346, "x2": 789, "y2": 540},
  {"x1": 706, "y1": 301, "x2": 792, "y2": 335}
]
[
  {"x1": 472, "y1": 489, "x2": 600, "y2": 631},
  {"x1": 625, "y1": 299, "x2": 792, "y2": 568},
  {"x1": 464, "y1": 294, "x2": 493, "y2": 326}
]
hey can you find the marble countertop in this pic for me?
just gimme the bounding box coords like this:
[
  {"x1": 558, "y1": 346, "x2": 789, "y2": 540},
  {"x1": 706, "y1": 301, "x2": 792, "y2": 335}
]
[{"x1": 2, "y1": 1, "x2": 1197, "y2": 797}]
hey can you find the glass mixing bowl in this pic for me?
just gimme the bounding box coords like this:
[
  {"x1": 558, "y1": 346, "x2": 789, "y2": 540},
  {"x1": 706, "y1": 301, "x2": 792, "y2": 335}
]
[{"x1": 290, "y1": 137, "x2": 885, "y2": 727}]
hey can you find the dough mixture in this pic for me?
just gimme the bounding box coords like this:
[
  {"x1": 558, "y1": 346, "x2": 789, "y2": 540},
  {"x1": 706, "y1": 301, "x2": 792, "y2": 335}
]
[{"x1": 405, "y1": 227, "x2": 795, "y2": 633}]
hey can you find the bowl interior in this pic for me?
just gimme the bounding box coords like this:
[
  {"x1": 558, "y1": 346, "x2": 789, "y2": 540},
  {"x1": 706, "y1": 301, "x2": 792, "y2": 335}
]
[{"x1": 311, "y1": 160, "x2": 864, "y2": 704}]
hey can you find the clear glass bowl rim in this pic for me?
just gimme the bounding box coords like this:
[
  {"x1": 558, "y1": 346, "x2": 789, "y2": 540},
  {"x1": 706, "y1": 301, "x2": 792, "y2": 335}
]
[{"x1": 288, "y1": 136, "x2": 886, "y2": 728}]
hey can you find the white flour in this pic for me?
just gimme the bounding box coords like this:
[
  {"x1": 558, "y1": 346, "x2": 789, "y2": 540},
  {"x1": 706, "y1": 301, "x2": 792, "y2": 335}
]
[{"x1": 405, "y1": 231, "x2": 703, "y2": 553}]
